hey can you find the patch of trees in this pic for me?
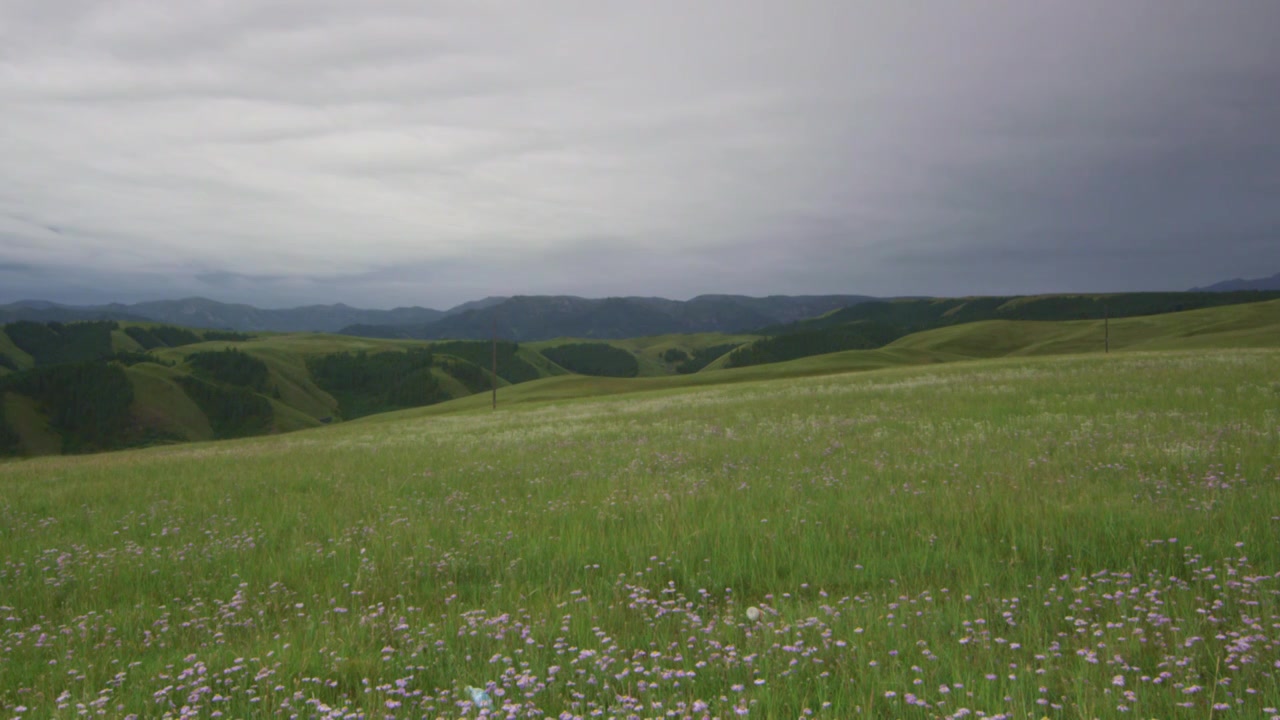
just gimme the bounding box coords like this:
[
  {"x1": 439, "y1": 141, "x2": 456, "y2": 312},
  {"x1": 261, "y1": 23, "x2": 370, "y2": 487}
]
[
  {"x1": 0, "y1": 361, "x2": 136, "y2": 453},
  {"x1": 430, "y1": 341, "x2": 542, "y2": 383},
  {"x1": 202, "y1": 330, "x2": 253, "y2": 342},
  {"x1": 0, "y1": 352, "x2": 16, "y2": 371},
  {"x1": 307, "y1": 349, "x2": 450, "y2": 420},
  {"x1": 123, "y1": 326, "x2": 164, "y2": 349},
  {"x1": 438, "y1": 358, "x2": 494, "y2": 394},
  {"x1": 674, "y1": 343, "x2": 741, "y2": 374},
  {"x1": 111, "y1": 352, "x2": 170, "y2": 367},
  {"x1": 540, "y1": 343, "x2": 639, "y2": 377},
  {"x1": 148, "y1": 326, "x2": 203, "y2": 347},
  {"x1": 0, "y1": 404, "x2": 20, "y2": 455},
  {"x1": 661, "y1": 348, "x2": 689, "y2": 363},
  {"x1": 725, "y1": 322, "x2": 901, "y2": 369},
  {"x1": 3, "y1": 320, "x2": 116, "y2": 366},
  {"x1": 177, "y1": 376, "x2": 274, "y2": 439},
  {"x1": 126, "y1": 325, "x2": 253, "y2": 349},
  {"x1": 187, "y1": 348, "x2": 271, "y2": 392}
]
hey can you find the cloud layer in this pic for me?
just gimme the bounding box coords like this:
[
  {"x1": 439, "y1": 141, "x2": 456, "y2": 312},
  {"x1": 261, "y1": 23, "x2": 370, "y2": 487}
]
[{"x1": 3, "y1": 1, "x2": 1279, "y2": 308}]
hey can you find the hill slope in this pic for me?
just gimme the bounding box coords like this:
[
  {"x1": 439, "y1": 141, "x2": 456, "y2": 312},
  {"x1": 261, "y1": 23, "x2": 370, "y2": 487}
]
[
  {"x1": 730, "y1": 290, "x2": 1280, "y2": 368},
  {"x1": 341, "y1": 294, "x2": 876, "y2": 341},
  {"x1": 6, "y1": 298, "x2": 1278, "y2": 459},
  {"x1": 360, "y1": 297, "x2": 1280, "y2": 416},
  {"x1": 0, "y1": 325, "x2": 564, "y2": 458}
]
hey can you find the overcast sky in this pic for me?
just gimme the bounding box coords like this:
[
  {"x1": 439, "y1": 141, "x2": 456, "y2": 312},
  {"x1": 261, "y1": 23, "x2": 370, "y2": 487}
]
[{"x1": 2, "y1": 1, "x2": 1279, "y2": 310}]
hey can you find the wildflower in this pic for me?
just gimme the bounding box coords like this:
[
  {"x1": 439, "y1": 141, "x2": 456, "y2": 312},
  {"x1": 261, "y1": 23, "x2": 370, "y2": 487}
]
[{"x1": 746, "y1": 607, "x2": 761, "y2": 622}]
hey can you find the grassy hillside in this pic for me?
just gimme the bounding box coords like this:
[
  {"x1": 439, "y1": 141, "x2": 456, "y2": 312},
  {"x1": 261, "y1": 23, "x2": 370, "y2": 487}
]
[
  {"x1": 0, "y1": 329, "x2": 566, "y2": 458},
  {"x1": 886, "y1": 297, "x2": 1280, "y2": 359},
  {"x1": 528, "y1": 333, "x2": 757, "y2": 377},
  {"x1": 731, "y1": 290, "x2": 1280, "y2": 368},
  {"x1": 405, "y1": 299, "x2": 1280, "y2": 415},
  {"x1": 4, "y1": 300, "x2": 1279, "y2": 459},
  {"x1": 1, "y1": 348, "x2": 1276, "y2": 718}
]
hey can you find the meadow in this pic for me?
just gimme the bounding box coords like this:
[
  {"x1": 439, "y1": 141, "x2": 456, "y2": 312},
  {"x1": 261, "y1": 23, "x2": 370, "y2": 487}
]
[{"x1": 1, "y1": 348, "x2": 1278, "y2": 719}]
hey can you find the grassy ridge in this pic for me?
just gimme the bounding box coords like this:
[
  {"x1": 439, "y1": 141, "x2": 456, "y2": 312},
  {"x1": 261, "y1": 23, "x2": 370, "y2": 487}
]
[
  {"x1": 1, "y1": 349, "x2": 1277, "y2": 718},
  {"x1": 3, "y1": 300, "x2": 1279, "y2": 459},
  {"x1": 731, "y1": 291, "x2": 1280, "y2": 368},
  {"x1": 0, "y1": 332, "x2": 566, "y2": 457},
  {"x1": 528, "y1": 333, "x2": 757, "y2": 377},
  {"x1": 408, "y1": 299, "x2": 1280, "y2": 415}
]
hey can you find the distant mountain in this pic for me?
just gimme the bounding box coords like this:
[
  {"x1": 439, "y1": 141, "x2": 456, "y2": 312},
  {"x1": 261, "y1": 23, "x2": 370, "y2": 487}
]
[
  {"x1": 1190, "y1": 272, "x2": 1280, "y2": 292},
  {"x1": 0, "y1": 301, "x2": 149, "y2": 324},
  {"x1": 443, "y1": 296, "x2": 509, "y2": 316},
  {"x1": 342, "y1": 294, "x2": 877, "y2": 341},
  {"x1": 3, "y1": 293, "x2": 877, "y2": 338},
  {"x1": 0, "y1": 297, "x2": 445, "y2": 332}
]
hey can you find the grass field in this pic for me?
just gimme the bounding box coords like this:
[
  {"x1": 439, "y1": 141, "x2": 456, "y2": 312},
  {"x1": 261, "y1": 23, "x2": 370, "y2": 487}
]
[{"x1": 2, "y1": 345, "x2": 1278, "y2": 719}]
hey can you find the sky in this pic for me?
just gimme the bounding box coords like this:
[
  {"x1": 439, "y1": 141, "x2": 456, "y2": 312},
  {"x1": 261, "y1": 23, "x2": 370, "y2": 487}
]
[{"x1": 2, "y1": 1, "x2": 1279, "y2": 310}]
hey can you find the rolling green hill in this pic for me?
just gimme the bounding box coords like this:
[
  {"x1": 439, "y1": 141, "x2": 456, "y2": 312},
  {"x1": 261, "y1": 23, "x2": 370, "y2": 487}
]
[
  {"x1": 527, "y1": 332, "x2": 756, "y2": 377},
  {"x1": 5, "y1": 329, "x2": 1277, "y2": 717},
  {"x1": 729, "y1": 290, "x2": 1280, "y2": 368},
  {"x1": 4, "y1": 298, "x2": 1279, "y2": 459},
  {"x1": 361, "y1": 298, "x2": 1280, "y2": 416},
  {"x1": 0, "y1": 327, "x2": 567, "y2": 458}
]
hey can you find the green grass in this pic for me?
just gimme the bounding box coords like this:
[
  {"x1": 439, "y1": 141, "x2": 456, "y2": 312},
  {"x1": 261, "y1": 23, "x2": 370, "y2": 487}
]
[
  {"x1": 887, "y1": 298, "x2": 1280, "y2": 358},
  {"x1": 0, "y1": 329, "x2": 35, "y2": 370},
  {"x1": 0, "y1": 392, "x2": 61, "y2": 455},
  {"x1": 1, "y1": 348, "x2": 1277, "y2": 718},
  {"x1": 7, "y1": 299, "x2": 1280, "y2": 463},
  {"x1": 125, "y1": 364, "x2": 216, "y2": 442}
]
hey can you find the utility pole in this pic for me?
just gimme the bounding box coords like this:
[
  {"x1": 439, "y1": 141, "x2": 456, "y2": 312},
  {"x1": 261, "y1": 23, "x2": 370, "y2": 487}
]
[
  {"x1": 491, "y1": 316, "x2": 498, "y2": 410},
  {"x1": 1104, "y1": 305, "x2": 1109, "y2": 354}
]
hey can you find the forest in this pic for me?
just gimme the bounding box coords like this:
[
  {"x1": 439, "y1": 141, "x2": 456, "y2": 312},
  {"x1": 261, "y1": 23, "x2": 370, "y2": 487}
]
[{"x1": 541, "y1": 343, "x2": 639, "y2": 377}]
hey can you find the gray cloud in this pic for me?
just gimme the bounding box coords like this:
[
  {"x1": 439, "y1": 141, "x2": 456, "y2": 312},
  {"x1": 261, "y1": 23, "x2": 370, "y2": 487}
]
[{"x1": 2, "y1": 1, "x2": 1279, "y2": 309}]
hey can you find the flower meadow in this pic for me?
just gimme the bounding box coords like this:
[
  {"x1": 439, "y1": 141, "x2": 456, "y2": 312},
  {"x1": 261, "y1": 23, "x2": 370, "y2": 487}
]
[{"x1": 1, "y1": 350, "x2": 1278, "y2": 719}]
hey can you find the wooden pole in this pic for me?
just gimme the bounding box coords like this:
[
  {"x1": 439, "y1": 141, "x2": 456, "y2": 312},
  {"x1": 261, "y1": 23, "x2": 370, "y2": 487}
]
[
  {"x1": 1104, "y1": 306, "x2": 1109, "y2": 354},
  {"x1": 491, "y1": 316, "x2": 498, "y2": 409}
]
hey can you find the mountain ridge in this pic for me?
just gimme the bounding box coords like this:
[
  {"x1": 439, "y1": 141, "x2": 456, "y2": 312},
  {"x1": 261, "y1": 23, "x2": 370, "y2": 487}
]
[
  {"x1": 1190, "y1": 271, "x2": 1280, "y2": 292},
  {"x1": 340, "y1": 294, "x2": 879, "y2": 341},
  {"x1": 0, "y1": 296, "x2": 446, "y2": 332}
]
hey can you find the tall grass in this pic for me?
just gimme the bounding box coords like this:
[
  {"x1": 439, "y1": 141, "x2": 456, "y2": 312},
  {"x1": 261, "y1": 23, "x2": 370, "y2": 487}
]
[{"x1": 1, "y1": 350, "x2": 1277, "y2": 718}]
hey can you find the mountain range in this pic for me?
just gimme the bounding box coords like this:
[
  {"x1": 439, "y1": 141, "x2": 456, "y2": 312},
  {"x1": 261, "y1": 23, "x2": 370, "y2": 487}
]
[
  {"x1": 1189, "y1": 271, "x2": 1280, "y2": 292},
  {"x1": 3, "y1": 270, "x2": 1276, "y2": 340},
  {"x1": 342, "y1": 294, "x2": 878, "y2": 341},
  {"x1": 0, "y1": 294, "x2": 876, "y2": 340},
  {"x1": 0, "y1": 297, "x2": 446, "y2": 332}
]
